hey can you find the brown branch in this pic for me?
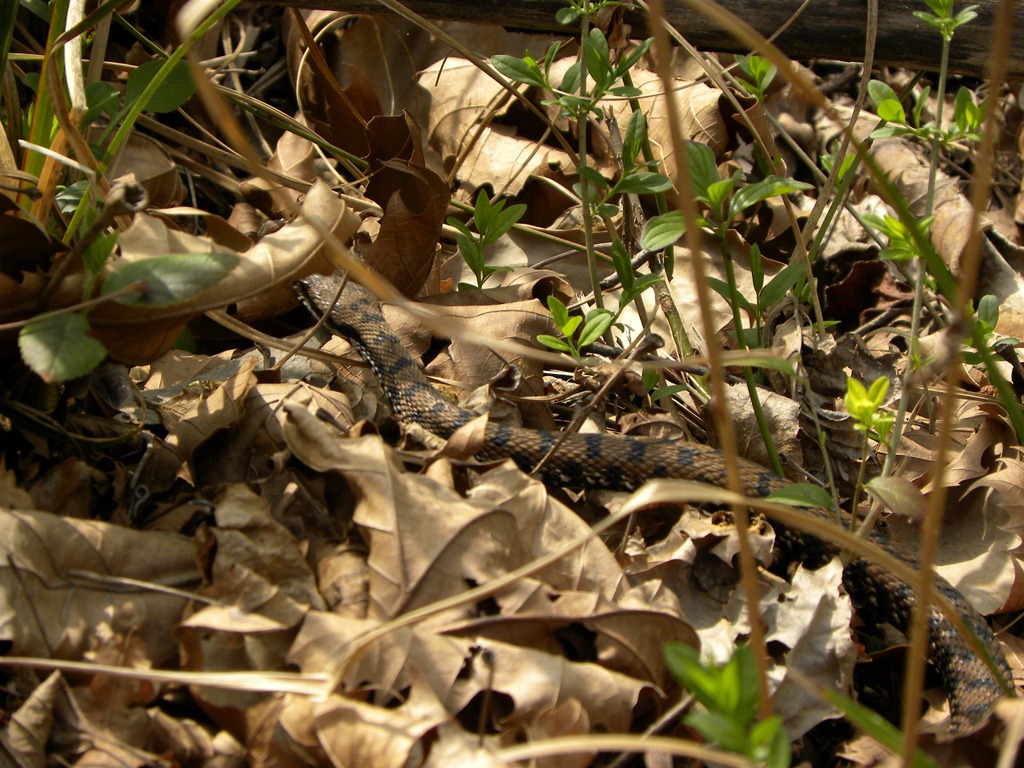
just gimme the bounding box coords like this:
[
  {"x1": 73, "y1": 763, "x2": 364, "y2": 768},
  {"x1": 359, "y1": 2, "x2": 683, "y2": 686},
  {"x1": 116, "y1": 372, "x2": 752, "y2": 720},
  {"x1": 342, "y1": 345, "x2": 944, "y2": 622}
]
[{"x1": 263, "y1": 0, "x2": 1022, "y2": 79}]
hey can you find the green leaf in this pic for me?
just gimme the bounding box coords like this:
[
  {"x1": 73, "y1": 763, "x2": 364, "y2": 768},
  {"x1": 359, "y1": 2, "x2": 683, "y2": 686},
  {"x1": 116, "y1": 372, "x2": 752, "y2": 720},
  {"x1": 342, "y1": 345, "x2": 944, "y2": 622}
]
[
  {"x1": 749, "y1": 243, "x2": 764, "y2": 293},
  {"x1": 684, "y1": 710, "x2": 749, "y2": 753},
  {"x1": 576, "y1": 163, "x2": 608, "y2": 192},
  {"x1": 954, "y1": 86, "x2": 982, "y2": 134},
  {"x1": 492, "y1": 54, "x2": 547, "y2": 89},
  {"x1": 766, "y1": 482, "x2": 834, "y2": 509},
  {"x1": 728, "y1": 176, "x2": 812, "y2": 223},
  {"x1": 562, "y1": 315, "x2": 583, "y2": 338},
  {"x1": 537, "y1": 334, "x2": 574, "y2": 354},
  {"x1": 125, "y1": 58, "x2": 195, "y2": 114},
  {"x1": 706, "y1": 178, "x2": 735, "y2": 213},
  {"x1": 19, "y1": 312, "x2": 107, "y2": 383},
  {"x1": 615, "y1": 38, "x2": 654, "y2": 77},
  {"x1": 555, "y1": 5, "x2": 581, "y2": 24},
  {"x1": 757, "y1": 260, "x2": 806, "y2": 311},
  {"x1": 610, "y1": 238, "x2": 635, "y2": 293},
  {"x1": 641, "y1": 211, "x2": 685, "y2": 251},
  {"x1": 867, "y1": 80, "x2": 899, "y2": 108},
  {"x1": 621, "y1": 110, "x2": 647, "y2": 170},
  {"x1": 80, "y1": 81, "x2": 120, "y2": 126},
  {"x1": 876, "y1": 98, "x2": 907, "y2": 124},
  {"x1": 584, "y1": 28, "x2": 611, "y2": 90},
  {"x1": 578, "y1": 309, "x2": 613, "y2": 347},
  {"x1": 558, "y1": 61, "x2": 581, "y2": 96},
  {"x1": 546, "y1": 295, "x2": 570, "y2": 328},
  {"x1": 707, "y1": 276, "x2": 754, "y2": 312},
  {"x1": 977, "y1": 293, "x2": 999, "y2": 330},
  {"x1": 866, "y1": 375, "x2": 889, "y2": 406},
  {"x1": 102, "y1": 252, "x2": 238, "y2": 307},
  {"x1": 685, "y1": 141, "x2": 720, "y2": 199},
  {"x1": 611, "y1": 171, "x2": 673, "y2": 196}
]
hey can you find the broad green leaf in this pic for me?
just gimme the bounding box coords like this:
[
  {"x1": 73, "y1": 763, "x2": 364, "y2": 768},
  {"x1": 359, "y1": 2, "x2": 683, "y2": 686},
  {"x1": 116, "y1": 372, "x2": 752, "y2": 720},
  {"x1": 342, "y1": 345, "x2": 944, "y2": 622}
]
[
  {"x1": 728, "y1": 177, "x2": 812, "y2": 222},
  {"x1": 758, "y1": 260, "x2": 806, "y2": 310},
  {"x1": 102, "y1": 252, "x2": 238, "y2": 307},
  {"x1": 867, "y1": 80, "x2": 899, "y2": 108},
  {"x1": 80, "y1": 81, "x2": 120, "y2": 126},
  {"x1": 19, "y1": 312, "x2": 107, "y2": 383},
  {"x1": 685, "y1": 141, "x2": 720, "y2": 199},
  {"x1": 611, "y1": 171, "x2": 672, "y2": 196},
  {"x1": 583, "y1": 28, "x2": 610, "y2": 90},
  {"x1": 766, "y1": 482, "x2": 833, "y2": 509},
  {"x1": 555, "y1": 6, "x2": 580, "y2": 24},
  {"x1": 492, "y1": 54, "x2": 547, "y2": 89},
  {"x1": 621, "y1": 110, "x2": 647, "y2": 170},
  {"x1": 537, "y1": 334, "x2": 574, "y2": 354},
  {"x1": 578, "y1": 309, "x2": 613, "y2": 347},
  {"x1": 125, "y1": 58, "x2": 195, "y2": 114},
  {"x1": 546, "y1": 295, "x2": 570, "y2": 328},
  {"x1": 876, "y1": 99, "x2": 907, "y2": 124},
  {"x1": 641, "y1": 210, "x2": 685, "y2": 251}
]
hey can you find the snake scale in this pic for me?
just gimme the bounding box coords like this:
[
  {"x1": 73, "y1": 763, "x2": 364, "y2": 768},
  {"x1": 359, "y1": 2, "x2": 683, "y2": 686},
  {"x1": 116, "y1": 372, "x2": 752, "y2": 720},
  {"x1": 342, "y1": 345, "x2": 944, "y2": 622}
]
[{"x1": 295, "y1": 272, "x2": 1010, "y2": 736}]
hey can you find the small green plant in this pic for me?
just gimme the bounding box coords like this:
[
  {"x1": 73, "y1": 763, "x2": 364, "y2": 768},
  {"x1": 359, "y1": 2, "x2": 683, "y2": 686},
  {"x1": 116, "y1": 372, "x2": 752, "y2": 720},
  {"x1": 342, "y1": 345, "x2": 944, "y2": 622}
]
[
  {"x1": 859, "y1": 211, "x2": 934, "y2": 263},
  {"x1": 845, "y1": 376, "x2": 895, "y2": 447},
  {"x1": 867, "y1": 80, "x2": 983, "y2": 144},
  {"x1": 913, "y1": 0, "x2": 979, "y2": 41},
  {"x1": 962, "y1": 294, "x2": 1020, "y2": 364},
  {"x1": 536, "y1": 295, "x2": 614, "y2": 358},
  {"x1": 448, "y1": 189, "x2": 527, "y2": 290},
  {"x1": 492, "y1": 30, "x2": 652, "y2": 123},
  {"x1": 662, "y1": 643, "x2": 790, "y2": 768},
  {"x1": 640, "y1": 141, "x2": 812, "y2": 474},
  {"x1": 737, "y1": 55, "x2": 777, "y2": 101}
]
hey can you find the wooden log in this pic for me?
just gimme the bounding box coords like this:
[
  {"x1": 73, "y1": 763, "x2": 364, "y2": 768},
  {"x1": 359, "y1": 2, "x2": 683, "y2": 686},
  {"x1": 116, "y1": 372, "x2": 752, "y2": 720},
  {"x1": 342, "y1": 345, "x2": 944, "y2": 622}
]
[{"x1": 265, "y1": 0, "x2": 1023, "y2": 79}]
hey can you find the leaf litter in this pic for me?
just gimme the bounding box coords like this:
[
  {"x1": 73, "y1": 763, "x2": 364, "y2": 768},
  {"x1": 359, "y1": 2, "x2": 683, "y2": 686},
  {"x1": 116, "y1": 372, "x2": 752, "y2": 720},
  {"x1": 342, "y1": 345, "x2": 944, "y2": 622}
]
[{"x1": 1, "y1": 4, "x2": 1023, "y2": 766}]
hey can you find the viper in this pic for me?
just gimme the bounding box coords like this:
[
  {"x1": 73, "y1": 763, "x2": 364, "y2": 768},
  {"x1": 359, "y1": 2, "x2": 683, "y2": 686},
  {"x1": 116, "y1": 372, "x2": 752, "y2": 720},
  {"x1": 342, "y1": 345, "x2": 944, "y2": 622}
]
[{"x1": 295, "y1": 271, "x2": 1011, "y2": 735}]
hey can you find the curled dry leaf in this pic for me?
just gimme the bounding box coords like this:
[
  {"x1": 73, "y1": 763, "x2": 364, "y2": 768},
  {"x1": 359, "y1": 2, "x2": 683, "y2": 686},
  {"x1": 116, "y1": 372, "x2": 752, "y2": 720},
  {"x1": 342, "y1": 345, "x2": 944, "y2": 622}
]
[{"x1": 87, "y1": 180, "x2": 359, "y2": 363}]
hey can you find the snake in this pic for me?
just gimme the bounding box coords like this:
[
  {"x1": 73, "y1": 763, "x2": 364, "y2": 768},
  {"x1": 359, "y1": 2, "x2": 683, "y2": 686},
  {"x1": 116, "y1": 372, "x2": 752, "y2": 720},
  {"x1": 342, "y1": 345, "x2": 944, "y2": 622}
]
[{"x1": 295, "y1": 271, "x2": 1011, "y2": 735}]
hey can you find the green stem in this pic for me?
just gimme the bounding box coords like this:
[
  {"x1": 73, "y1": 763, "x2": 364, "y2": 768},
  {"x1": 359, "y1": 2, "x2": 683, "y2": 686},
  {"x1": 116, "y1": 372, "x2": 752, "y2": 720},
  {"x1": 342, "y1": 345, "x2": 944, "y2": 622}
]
[{"x1": 716, "y1": 228, "x2": 783, "y2": 475}]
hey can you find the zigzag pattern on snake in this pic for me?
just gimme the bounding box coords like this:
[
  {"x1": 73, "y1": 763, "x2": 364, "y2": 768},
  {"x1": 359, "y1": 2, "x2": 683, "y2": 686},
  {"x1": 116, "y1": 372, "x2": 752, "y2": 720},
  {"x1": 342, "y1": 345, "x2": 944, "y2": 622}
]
[{"x1": 295, "y1": 271, "x2": 1011, "y2": 735}]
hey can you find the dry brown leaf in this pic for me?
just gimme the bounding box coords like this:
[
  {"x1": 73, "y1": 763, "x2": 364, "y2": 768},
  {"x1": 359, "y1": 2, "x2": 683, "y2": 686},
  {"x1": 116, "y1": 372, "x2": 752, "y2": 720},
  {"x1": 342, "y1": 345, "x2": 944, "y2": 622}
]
[
  {"x1": 766, "y1": 560, "x2": 857, "y2": 738},
  {"x1": 706, "y1": 384, "x2": 802, "y2": 472},
  {"x1": 139, "y1": 354, "x2": 259, "y2": 494},
  {"x1": 83, "y1": 180, "x2": 359, "y2": 362},
  {"x1": 0, "y1": 670, "x2": 60, "y2": 768},
  {"x1": 0, "y1": 507, "x2": 198, "y2": 664}
]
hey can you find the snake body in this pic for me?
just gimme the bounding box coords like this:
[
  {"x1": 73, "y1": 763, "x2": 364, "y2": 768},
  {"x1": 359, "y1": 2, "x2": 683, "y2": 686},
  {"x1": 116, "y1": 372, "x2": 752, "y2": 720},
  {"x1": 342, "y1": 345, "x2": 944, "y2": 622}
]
[{"x1": 296, "y1": 272, "x2": 1010, "y2": 735}]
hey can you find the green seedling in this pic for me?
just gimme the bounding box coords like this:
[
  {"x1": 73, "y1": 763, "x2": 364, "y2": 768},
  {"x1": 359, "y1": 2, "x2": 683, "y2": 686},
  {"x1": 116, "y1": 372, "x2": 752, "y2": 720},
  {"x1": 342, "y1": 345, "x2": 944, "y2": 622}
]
[
  {"x1": 845, "y1": 376, "x2": 895, "y2": 447},
  {"x1": 448, "y1": 189, "x2": 526, "y2": 290},
  {"x1": 663, "y1": 643, "x2": 790, "y2": 768},
  {"x1": 537, "y1": 295, "x2": 614, "y2": 358}
]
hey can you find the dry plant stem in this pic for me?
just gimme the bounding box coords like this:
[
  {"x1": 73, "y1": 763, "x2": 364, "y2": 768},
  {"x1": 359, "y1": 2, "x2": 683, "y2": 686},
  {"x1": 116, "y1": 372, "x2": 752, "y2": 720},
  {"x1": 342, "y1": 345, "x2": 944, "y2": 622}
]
[
  {"x1": 882, "y1": 16, "x2": 950, "y2": 485},
  {"x1": 0, "y1": 281, "x2": 149, "y2": 332},
  {"x1": 574, "y1": 3, "x2": 608, "y2": 316},
  {"x1": 796, "y1": 0, "x2": 876, "y2": 321},
  {"x1": 645, "y1": 0, "x2": 773, "y2": 721},
  {"x1": 899, "y1": 0, "x2": 1016, "y2": 755}
]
